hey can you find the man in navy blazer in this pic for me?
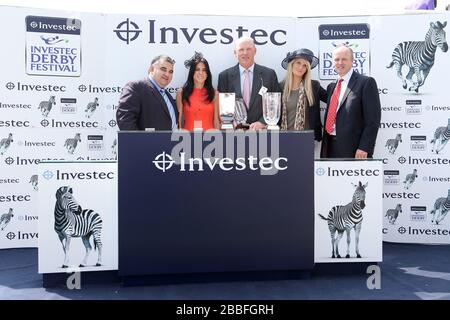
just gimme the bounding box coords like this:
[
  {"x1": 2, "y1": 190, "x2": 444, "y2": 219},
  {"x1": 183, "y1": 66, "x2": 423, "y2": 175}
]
[
  {"x1": 321, "y1": 45, "x2": 381, "y2": 158},
  {"x1": 218, "y1": 36, "x2": 281, "y2": 130},
  {"x1": 116, "y1": 55, "x2": 178, "y2": 131}
]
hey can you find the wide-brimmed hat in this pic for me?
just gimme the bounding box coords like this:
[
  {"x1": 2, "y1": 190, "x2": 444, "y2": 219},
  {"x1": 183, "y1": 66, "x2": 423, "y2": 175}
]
[{"x1": 281, "y1": 48, "x2": 319, "y2": 70}]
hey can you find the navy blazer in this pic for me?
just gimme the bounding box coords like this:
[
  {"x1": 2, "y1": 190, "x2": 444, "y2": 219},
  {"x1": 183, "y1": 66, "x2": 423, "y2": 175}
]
[
  {"x1": 217, "y1": 63, "x2": 281, "y2": 124},
  {"x1": 116, "y1": 78, "x2": 178, "y2": 131},
  {"x1": 320, "y1": 72, "x2": 381, "y2": 158}
]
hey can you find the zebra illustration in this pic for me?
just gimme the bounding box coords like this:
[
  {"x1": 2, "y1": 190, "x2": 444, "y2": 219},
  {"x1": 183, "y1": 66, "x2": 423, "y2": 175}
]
[
  {"x1": 404, "y1": 169, "x2": 418, "y2": 190},
  {"x1": 386, "y1": 21, "x2": 448, "y2": 93},
  {"x1": 385, "y1": 204, "x2": 402, "y2": 225},
  {"x1": 430, "y1": 189, "x2": 450, "y2": 225},
  {"x1": 0, "y1": 208, "x2": 14, "y2": 231},
  {"x1": 85, "y1": 97, "x2": 99, "y2": 118},
  {"x1": 318, "y1": 181, "x2": 368, "y2": 259},
  {"x1": 385, "y1": 134, "x2": 402, "y2": 154},
  {"x1": 430, "y1": 118, "x2": 450, "y2": 154},
  {"x1": 111, "y1": 138, "x2": 117, "y2": 159},
  {"x1": 38, "y1": 96, "x2": 56, "y2": 117},
  {"x1": 29, "y1": 175, "x2": 38, "y2": 191},
  {"x1": 54, "y1": 186, "x2": 103, "y2": 268},
  {"x1": 0, "y1": 133, "x2": 13, "y2": 155},
  {"x1": 64, "y1": 133, "x2": 81, "y2": 154}
]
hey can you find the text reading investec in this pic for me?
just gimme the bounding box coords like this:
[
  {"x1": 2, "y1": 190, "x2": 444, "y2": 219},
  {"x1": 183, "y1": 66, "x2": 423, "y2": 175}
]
[{"x1": 55, "y1": 170, "x2": 115, "y2": 180}]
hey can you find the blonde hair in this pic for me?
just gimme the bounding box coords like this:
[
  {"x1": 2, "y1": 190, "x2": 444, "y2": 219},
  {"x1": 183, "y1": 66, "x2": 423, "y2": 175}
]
[{"x1": 282, "y1": 58, "x2": 314, "y2": 106}]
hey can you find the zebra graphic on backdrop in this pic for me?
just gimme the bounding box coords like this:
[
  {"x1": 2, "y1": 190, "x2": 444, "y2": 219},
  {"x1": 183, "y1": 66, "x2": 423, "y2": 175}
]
[
  {"x1": 430, "y1": 118, "x2": 450, "y2": 154},
  {"x1": 64, "y1": 133, "x2": 81, "y2": 154},
  {"x1": 318, "y1": 181, "x2": 368, "y2": 259},
  {"x1": 0, "y1": 208, "x2": 14, "y2": 231},
  {"x1": 0, "y1": 133, "x2": 13, "y2": 155},
  {"x1": 385, "y1": 134, "x2": 402, "y2": 155},
  {"x1": 430, "y1": 189, "x2": 450, "y2": 225},
  {"x1": 385, "y1": 204, "x2": 402, "y2": 225},
  {"x1": 54, "y1": 186, "x2": 103, "y2": 268},
  {"x1": 387, "y1": 21, "x2": 448, "y2": 93}
]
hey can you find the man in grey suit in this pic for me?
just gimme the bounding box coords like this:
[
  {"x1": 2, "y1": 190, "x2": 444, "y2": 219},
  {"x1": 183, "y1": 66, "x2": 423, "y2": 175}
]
[
  {"x1": 116, "y1": 55, "x2": 178, "y2": 131},
  {"x1": 217, "y1": 36, "x2": 281, "y2": 130},
  {"x1": 321, "y1": 45, "x2": 381, "y2": 158}
]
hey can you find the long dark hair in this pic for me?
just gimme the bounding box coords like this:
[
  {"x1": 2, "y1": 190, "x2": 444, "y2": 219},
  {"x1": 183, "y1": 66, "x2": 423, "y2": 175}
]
[{"x1": 182, "y1": 57, "x2": 215, "y2": 106}]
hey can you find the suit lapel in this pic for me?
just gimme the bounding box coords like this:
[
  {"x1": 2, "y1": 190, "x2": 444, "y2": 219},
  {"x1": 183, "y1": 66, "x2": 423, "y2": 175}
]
[
  {"x1": 147, "y1": 79, "x2": 171, "y2": 118},
  {"x1": 249, "y1": 64, "x2": 262, "y2": 110},
  {"x1": 231, "y1": 64, "x2": 241, "y2": 97},
  {"x1": 337, "y1": 72, "x2": 357, "y2": 113}
]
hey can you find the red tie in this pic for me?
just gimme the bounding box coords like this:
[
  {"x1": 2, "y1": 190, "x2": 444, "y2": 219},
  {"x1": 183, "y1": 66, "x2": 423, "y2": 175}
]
[{"x1": 325, "y1": 78, "x2": 343, "y2": 135}]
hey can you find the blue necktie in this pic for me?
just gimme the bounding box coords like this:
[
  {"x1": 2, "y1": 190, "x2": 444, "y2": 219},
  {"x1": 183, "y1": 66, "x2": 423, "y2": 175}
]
[{"x1": 160, "y1": 89, "x2": 177, "y2": 130}]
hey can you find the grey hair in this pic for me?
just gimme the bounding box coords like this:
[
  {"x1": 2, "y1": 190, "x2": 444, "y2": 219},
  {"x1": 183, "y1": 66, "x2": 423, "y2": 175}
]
[{"x1": 151, "y1": 54, "x2": 176, "y2": 66}]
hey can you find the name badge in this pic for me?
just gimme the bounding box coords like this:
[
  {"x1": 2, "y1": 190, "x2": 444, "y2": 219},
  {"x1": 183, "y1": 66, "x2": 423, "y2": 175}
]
[{"x1": 258, "y1": 86, "x2": 268, "y2": 96}]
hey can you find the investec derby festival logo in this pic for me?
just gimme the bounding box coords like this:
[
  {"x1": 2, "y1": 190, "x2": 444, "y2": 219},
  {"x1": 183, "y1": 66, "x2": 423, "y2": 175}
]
[
  {"x1": 152, "y1": 131, "x2": 287, "y2": 175},
  {"x1": 387, "y1": 21, "x2": 447, "y2": 93},
  {"x1": 114, "y1": 18, "x2": 142, "y2": 44},
  {"x1": 26, "y1": 16, "x2": 81, "y2": 76},
  {"x1": 318, "y1": 23, "x2": 370, "y2": 80}
]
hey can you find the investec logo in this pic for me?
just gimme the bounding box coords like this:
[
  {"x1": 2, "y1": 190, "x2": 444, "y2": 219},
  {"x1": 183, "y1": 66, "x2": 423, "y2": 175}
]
[
  {"x1": 0, "y1": 194, "x2": 31, "y2": 202},
  {"x1": 153, "y1": 131, "x2": 287, "y2": 175},
  {"x1": 17, "y1": 140, "x2": 56, "y2": 147},
  {"x1": 0, "y1": 102, "x2": 32, "y2": 109},
  {"x1": 40, "y1": 118, "x2": 98, "y2": 128},
  {"x1": 4, "y1": 156, "x2": 63, "y2": 166},
  {"x1": 398, "y1": 156, "x2": 450, "y2": 165},
  {"x1": 113, "y1": 18, "x2": 287, "y2": 46},
  {"x1": 324, "y1": 167, "x2": 380, "y2": 177},
  {"x1": 42, "y1": 170, "x2": 115, "y2": 180}
]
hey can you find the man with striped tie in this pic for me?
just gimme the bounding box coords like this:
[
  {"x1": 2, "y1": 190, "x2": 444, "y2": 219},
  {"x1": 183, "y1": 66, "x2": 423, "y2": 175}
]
[
  {"x1": 321, "y1": 45, "x2": 381, "y2": 159},
  {"x1": 117, "y1": 55, "x2": 178, "y2": 131}
]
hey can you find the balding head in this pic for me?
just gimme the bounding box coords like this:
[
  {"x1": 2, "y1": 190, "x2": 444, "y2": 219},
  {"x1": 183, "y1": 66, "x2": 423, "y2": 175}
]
[
  {"x1": 234, "y1": 36, "x2": 256, "y2": 69},
  {"x1": 332, "y1": 45, "x2": 354, "y2": 77}
]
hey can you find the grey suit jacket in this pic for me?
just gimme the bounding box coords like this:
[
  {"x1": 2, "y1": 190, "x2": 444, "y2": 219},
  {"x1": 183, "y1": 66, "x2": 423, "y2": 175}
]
[
  {"x1": 116, "y1": 78, "x2": 178, "y2": 131},
  {"x1": 321, "y1": 72, "x2": 381, "y2": 158},
  {"x1": 217, "y1": 63, "x2": 281, "y2": 124}
]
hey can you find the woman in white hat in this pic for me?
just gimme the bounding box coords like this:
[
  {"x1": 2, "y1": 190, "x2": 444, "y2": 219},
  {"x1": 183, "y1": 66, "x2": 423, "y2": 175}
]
[{"x1": 280, "y1": 48, "x2": 326, "y2": 141}]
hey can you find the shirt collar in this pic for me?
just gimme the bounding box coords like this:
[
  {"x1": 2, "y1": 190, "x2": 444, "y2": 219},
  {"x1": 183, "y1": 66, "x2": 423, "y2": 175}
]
[
  {"x1": 148, "y1": 75, "x2": 164, "y2": 93},
  {"x1": 339, "y1": 68, "x2": 353, "y2": 83},
  {"x1": 239, "y1": 64, "x2": 255, "y2": 75}
]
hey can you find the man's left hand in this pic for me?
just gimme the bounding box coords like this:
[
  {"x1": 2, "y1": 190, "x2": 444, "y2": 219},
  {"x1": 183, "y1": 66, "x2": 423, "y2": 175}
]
[
  {"x1": 355, "y1": 149, "x2": 368, "y2": 159},
  {"x1": 249, "y1": 121, "x2": 267, "y2": 130}
]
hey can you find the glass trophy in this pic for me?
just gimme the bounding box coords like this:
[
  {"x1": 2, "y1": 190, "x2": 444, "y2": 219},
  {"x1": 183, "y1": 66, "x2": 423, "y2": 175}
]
[
  {"x1": 234, "y1": 98, "x2": 249, "y2": 130},
  {"x1": 219, "y1": 93, "x2": 235, "y2": 130},
  {"x1": 262, "y1": 92, "x2": 281, "y2": 130}
]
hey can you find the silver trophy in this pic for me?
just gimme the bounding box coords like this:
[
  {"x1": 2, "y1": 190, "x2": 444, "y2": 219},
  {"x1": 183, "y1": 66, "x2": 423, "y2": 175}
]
[
  {"x1": 234, "y1": 98, "x2": 249, "y2": 130},
  {"x1": 219, "y1": 93, "x2": 235, "y2": 130},
  {"x1": 262, "y1": 92, "x2": 281, "y2": 130}
]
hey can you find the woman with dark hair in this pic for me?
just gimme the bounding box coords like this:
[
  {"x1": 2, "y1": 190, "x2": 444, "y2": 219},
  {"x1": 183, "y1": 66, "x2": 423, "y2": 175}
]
[
  {"x1": 176, "y1": 52, "x2": 219, "y2": 130},
  {"x1": 280, "y1": 48, "x2": 327, "y2": 141}
]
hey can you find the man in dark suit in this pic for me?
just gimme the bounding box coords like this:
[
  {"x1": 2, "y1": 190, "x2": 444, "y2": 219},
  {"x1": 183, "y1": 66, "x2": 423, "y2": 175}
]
[
  {"x1": 217, "y1": 36, "x2": 280, "y2": 130},
  {"x1": 116, "y1": 55, "x2": 178, "y2": 131},
  {"x1": 321, "y1": 45, "x2": 381, "y2": 158}
]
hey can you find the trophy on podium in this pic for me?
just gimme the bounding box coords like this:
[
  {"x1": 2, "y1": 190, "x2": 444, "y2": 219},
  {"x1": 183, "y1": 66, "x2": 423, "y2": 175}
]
[
  {"x1": 262, "y1": 92, "x2": 281, "y2": 130},
  {"x1": 234, "y1": 98, "x2": 249, "y2": 130},
  {"x1": 219, "y1": 93, "x2": 235, "y2": 130}
]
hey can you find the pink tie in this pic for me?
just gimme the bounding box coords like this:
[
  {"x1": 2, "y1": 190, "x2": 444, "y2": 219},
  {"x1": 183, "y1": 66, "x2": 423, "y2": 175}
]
[
  {"x1": 325, "y1": 78, "x2": 343, "y2": 135},
  {"x1": 243, "y1": 69, "x2": 251, "y2": 108}
]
